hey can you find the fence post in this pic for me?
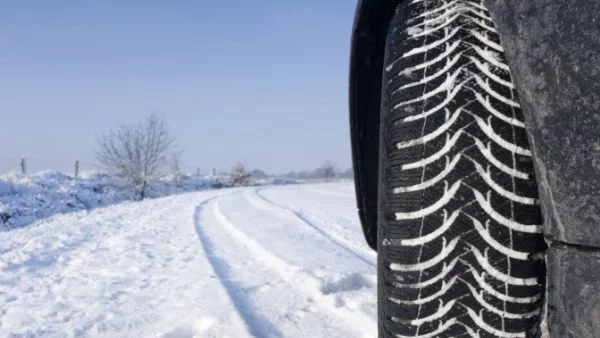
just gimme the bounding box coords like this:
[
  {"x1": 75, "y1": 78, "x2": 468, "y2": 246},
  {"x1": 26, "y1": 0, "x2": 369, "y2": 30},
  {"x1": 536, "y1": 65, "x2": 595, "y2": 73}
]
[
  {"x1": 20, "y1": 157, "x2": 26, "y2": 175},
  {"x1": 74, "y1": 160, "x2": 79, "y2": 178}
]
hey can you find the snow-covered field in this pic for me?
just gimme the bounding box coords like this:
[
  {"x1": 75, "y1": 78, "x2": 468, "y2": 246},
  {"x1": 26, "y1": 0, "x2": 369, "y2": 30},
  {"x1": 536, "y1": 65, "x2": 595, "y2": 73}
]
[
  {"x1": 0, "y1": 183, "x2": 377, "y2": 338},
  {"x1": 0, "y1": 171, "x2": 295, "y2": 231}
]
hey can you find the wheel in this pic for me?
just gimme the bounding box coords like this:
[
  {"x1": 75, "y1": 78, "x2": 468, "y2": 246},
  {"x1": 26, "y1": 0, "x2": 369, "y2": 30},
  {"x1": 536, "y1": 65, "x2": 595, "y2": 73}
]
[{"x1": 377, "y1": 1, "x2": 546, "y2": 337}]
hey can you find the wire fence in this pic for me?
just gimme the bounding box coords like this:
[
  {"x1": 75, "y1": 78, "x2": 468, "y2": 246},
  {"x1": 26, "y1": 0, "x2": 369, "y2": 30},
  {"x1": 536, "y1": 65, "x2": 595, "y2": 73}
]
[
  {"x1": 0, "y1": 156, "x2": 217, "y2": 178},
  {"x1": 0, "y1": 157, "x2": 96, "y2": 176},
  {"x1": 0, "y1": 156, "x2": 353, "y2": 182}
]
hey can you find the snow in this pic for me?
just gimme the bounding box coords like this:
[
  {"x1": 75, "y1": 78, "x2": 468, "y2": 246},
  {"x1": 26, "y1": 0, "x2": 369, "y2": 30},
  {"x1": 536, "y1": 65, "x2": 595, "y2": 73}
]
[
  {"x1": 0, "y1": 171, "x2": 298, "y2": 231},
  {"x1": 0, "y1": 182, "x2": 376, "y2": 337}
]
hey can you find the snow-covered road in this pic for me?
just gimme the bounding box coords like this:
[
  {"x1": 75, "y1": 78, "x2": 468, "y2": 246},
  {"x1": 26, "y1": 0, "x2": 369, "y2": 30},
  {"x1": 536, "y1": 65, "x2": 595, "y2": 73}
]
[{"x1": 0, "y1": 183, "x2": 377, "y2": 338}]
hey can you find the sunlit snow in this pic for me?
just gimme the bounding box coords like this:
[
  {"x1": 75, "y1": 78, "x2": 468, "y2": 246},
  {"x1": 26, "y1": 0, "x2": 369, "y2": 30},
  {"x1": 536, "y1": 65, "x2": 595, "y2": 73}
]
[{"x1": 0, "y1": 182, "x2": 376, "y2": 338}]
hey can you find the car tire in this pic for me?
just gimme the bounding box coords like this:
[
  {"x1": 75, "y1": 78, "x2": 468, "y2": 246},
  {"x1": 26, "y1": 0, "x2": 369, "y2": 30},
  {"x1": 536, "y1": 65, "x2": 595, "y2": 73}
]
[{"x1": 377, "y1": 1, "x2": 546, "y2": 337}]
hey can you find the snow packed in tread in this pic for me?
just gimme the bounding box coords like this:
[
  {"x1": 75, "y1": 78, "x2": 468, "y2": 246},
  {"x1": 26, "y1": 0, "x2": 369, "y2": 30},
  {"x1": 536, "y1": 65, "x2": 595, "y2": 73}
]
[{"x1": 379, "y1": 0, "x2": 545, "y2": 337}]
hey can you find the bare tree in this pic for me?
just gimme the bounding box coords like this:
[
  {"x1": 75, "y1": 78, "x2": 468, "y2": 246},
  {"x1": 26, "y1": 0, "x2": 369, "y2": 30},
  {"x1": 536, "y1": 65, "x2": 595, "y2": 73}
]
[
  {"x1": 316, "y1": 160, "x2": 336, "y2": 182},
  {"x1": 170, "y1": 155, "x2": 183, "y2": 186},
  {"x1": 95, "y1": 113, "x2": 178, "y2": 200},
  {"x1": 231, "y1": 162, "x2": 252, "y2": 186}
]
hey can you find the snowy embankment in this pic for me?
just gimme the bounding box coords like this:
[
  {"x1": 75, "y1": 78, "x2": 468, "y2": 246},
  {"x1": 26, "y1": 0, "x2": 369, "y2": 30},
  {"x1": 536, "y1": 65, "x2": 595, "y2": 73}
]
[
  {"x1": 0, "y1": 171, "x2": 296, "y2": 231},
  {"x1": 0, "y1": 182, "x2": 376, "y2": 338}
]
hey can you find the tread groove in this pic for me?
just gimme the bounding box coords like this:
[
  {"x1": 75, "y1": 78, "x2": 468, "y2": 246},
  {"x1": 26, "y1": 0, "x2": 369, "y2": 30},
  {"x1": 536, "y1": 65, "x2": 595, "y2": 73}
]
[{"x1": 378, "y1": 0, "x2": 545, "y2": 337}]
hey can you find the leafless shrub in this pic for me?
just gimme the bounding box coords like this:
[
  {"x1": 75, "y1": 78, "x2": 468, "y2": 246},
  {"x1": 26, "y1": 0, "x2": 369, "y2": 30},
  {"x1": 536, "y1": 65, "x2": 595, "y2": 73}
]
[
  {"x1": 231, "y1": 162, "x2": 252, "y2": 186},
  {"x1": 95, "y1": 113, "x2": 178, "y2": 200}
]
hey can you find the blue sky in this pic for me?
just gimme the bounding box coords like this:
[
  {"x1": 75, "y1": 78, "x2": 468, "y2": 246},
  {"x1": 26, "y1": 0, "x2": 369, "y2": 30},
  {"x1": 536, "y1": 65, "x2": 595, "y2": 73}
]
[{"x1": 0, "y1": 1, "x2": 357, "y2": 174}]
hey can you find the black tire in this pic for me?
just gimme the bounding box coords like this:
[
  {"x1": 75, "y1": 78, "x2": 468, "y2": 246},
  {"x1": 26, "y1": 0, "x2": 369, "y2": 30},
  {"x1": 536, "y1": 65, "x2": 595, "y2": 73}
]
[{"x1": 377, "y1": 1, "x2": 546, "y2": 337}]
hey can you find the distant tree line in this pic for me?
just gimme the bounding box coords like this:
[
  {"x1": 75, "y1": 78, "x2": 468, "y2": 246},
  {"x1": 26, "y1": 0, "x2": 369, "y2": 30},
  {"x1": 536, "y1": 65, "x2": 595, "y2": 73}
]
[{"x1": 281, "y1": 162, "x2": 353, "y2": 181}]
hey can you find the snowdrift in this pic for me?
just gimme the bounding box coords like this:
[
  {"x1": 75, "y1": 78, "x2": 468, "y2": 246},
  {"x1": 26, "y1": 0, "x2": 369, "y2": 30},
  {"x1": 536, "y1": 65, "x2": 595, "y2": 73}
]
[{"x1": 0, "y1": 171, "x2": 296, "y2": 230}]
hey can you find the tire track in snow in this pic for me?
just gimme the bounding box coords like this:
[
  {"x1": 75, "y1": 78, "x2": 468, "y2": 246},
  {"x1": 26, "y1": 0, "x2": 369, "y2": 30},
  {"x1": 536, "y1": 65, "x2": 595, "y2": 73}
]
[
  {"x1": 254, "y1": 189, "x2": 376, "y2": 269},
  {"x1": 193, "y1": 197, "x2": 283, "y2": 338},
  {"x1": 304, "y1": 187, "x2": 355, "y2": 199},
  {"x1": 200, "y1": 193, "x2": 376, "y2": 337},
  {"x1": 242, "y1": 189, "x2": 374, "y2": 266}
]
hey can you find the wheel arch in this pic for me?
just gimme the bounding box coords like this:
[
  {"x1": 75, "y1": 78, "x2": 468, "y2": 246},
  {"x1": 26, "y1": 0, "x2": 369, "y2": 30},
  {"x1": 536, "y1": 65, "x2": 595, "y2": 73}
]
[{"x1": 349, "y1": 0, "x2": 401, "y2": 251}]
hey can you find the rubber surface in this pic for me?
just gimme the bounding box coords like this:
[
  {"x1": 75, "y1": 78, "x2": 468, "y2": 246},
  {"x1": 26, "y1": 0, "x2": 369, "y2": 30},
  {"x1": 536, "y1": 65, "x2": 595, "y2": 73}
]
[{"x1": 377, "y1": 1, "x2": 546, "y2": 337}]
